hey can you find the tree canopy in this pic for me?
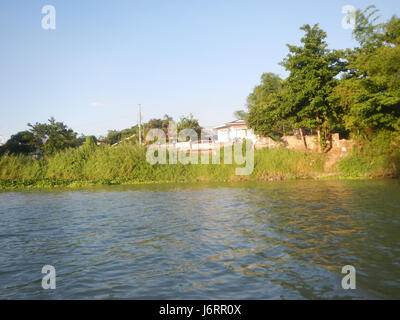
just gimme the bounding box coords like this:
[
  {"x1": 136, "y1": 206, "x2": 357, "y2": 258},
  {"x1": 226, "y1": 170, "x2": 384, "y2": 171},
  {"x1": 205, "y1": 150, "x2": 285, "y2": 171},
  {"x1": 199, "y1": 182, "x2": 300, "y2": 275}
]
[
  {"x1": 246, "y1": 72, "x2": 287, "y2": 139},
  {"x1": 0, "y1": 131, "x2": 36, "y2": 155},
  {"x1": 1, "y1": 118, "x2": 81, "y2": 156},
  {"x1": 246, "y1": 5, "x2": 400, "y2": 151},
  {"x1": 177, "y1": 114, "x2": 202, "y2": 137},
  {"x1": 27, "y1": 117, "x2": 80, "y2": 155},
  {"x1": 333, "y1": 6, "x2": 400, "y2": 136}
]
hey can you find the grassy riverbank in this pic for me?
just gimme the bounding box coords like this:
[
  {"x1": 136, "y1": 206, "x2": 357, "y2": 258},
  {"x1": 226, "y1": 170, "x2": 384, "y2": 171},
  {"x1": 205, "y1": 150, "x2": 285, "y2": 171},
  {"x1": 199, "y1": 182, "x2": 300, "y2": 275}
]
[
  {"x1": 338, "y1": 132, "x2": 400, "y2": 178},
  {"x1": 0, "y1": 143, "x2": 323, "y2": 189},
  {"x1": 0, "y1": 141, "x2": 398, "y2": 189}
]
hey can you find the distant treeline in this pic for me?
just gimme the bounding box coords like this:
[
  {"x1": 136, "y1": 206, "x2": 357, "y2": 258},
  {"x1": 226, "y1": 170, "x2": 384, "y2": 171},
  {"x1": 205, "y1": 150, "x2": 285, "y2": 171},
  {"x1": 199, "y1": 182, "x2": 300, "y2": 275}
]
[{"x1": 0, "y1": 114, "x2": 201, "y2": 157}]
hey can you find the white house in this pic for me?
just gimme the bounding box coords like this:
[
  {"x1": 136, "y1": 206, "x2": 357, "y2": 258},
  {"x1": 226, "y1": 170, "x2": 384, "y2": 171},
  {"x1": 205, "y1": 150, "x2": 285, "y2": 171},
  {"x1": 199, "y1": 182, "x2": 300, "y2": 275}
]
[{"x1": 214, "y1": 120, "x2": 258, "y2": 144}]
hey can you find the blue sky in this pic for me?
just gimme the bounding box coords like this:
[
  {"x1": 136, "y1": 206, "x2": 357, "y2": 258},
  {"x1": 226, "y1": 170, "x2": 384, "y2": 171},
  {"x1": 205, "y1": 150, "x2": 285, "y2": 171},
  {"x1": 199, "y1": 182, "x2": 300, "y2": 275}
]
[{"x1": 0, "y1": 0, "x2": 399, "y2": 139}]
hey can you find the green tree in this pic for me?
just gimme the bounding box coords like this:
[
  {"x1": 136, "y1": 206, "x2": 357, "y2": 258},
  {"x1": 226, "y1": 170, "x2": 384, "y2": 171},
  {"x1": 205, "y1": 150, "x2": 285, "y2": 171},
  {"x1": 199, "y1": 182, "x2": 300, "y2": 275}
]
[
  {"x1": 177, "y1": 114, "x2": 202, "y2": 137},
  {"x1": 101, "y1": 126, "x2": 138, "y2": 145},
  {"x1": 233, "y1": 110, "x2": 247, "y2": 120},
  {"x1": 103, "y1": 130, "x2": 121, "y2": 145},
  {"x1": 280, "y1": 24, "x2": 345, "y2": 151},
  {"x1": 85, "y1": 135, "x2": 97, "y2": 146},
  {"x1": 120, "y1": 126, "x2": 138, "y2": 142},
  {"x1": 334, "y1": 7, "x2": 400, "y2": 136},
  {"x1": 144, "y1": 118, "x2": 163, "y2": 136},
  {"x1": 246, "y1": 73, "x2": 292, "y2": 140},
  {"x1": 0, "y1": 131, "x2": 37, "y2": 155},
  {"x1": 76, "y1": 134, "x2": 88, "y2": 146},
  {"x1": 28, "y1": 117, "x2": 79, "y2": 155}
]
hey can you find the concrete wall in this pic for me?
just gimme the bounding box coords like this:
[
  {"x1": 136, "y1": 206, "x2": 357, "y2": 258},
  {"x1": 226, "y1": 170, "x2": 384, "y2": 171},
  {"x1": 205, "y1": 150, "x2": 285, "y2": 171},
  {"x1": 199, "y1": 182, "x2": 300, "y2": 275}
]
[
  {"x1": 254, "y1": 137, "x2": 280, "y2": 149},
  {"x1": 255, "y1": 134, "x2": 354, "y2": 154}
]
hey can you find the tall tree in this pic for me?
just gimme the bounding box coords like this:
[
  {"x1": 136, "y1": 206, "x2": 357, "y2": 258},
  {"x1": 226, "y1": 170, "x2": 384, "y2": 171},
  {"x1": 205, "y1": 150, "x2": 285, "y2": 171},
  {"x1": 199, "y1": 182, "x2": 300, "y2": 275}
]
[
  {"x1": 334, "y1": 7, "x2": 400, "y2": 136},
  {"x1": 280, "y1": 24, "x2": 345, "y2": 152}
]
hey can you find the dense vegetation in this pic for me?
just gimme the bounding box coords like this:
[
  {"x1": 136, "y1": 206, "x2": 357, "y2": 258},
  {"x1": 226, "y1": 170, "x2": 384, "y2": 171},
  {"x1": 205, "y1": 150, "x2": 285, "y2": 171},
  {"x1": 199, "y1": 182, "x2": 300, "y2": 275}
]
[
  {"x1": 0, "y1": 117, "x2": 88, "y2": 157},
  {"x1": 245, "y1": 6, "x2": 400, "y2": 151},
  {"x1": 338, "y1": 131, "x2": 400, "y2": 178},
  {"x1": 0, "y1": 141, "x2": 326, "y2": 189}
]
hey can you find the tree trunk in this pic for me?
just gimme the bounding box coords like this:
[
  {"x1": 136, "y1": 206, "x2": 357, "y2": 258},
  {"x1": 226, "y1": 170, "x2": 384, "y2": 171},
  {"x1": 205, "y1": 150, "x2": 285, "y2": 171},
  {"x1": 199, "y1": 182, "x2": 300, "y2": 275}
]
[
  {"x1": 299, "y1": 127, "x2": 307, "y2": 150},
  {"x1": 323, "y1": 127, "x2": 332, "y2": 152},
  {"x1": 316, "y1": 125, "x2": 322, "y2": 153},
  {"x1": 316, "y1": 112, "x2": 322, "y2": 153}
]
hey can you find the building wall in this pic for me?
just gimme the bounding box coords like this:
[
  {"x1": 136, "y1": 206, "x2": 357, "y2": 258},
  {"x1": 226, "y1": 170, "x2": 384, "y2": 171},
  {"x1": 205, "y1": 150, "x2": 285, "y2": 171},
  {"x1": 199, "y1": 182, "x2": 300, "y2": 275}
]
[
  {"x1": 217, "y1": 129, "x2": 230, "y2": 143},
  {"x1": 217, "y1": 126, "x2": 257, "y2": 143}
]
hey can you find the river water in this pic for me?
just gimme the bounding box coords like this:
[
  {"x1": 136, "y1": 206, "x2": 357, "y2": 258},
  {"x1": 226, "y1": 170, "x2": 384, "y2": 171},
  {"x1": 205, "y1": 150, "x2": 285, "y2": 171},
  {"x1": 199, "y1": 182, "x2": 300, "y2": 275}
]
[{"x1": 0, "y1": 180, "x2": 399, "y2": 299}]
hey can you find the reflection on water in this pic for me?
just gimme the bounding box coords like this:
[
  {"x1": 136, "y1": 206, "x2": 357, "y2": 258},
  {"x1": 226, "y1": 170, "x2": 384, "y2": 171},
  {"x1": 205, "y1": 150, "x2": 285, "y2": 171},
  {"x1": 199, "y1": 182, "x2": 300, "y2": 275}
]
[{"x1": 0, "y1": 180, "x2": 399, "y2": 299}]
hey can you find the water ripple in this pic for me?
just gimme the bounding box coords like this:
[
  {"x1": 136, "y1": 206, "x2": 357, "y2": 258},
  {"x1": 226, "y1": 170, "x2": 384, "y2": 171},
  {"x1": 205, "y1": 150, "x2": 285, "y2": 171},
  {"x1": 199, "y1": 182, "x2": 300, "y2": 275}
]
[{"x1": 0, "y1": 180, "x2": 399, "y2": 299}]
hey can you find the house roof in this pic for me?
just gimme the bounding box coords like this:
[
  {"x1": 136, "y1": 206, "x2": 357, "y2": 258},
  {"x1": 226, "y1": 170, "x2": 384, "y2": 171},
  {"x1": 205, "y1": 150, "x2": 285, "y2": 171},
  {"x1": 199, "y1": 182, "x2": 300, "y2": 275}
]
[{"x1": 214, "y1": 120, "x2": 247, "y2": 130}]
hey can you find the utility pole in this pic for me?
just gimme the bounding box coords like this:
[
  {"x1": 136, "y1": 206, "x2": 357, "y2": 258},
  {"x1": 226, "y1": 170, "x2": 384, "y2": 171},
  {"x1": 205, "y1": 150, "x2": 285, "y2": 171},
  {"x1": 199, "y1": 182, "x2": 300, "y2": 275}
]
[{"x1": 138, "y1": 104, "x2": 142, "y2": 145}]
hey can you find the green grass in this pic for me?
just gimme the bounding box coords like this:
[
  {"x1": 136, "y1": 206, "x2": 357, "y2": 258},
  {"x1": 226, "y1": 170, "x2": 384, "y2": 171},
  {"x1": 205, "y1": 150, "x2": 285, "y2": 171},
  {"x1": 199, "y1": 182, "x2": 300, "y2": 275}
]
[
  {"x1": 0, "y1": 137, "x2": 398, "y2": 189},
  {"x1": 252, "y1": 147, "x2": 325, "y2": 180},
  {"x1": 338, "y1": 131, "x2": 400, "y2": 178},
  {"x1": 0, "y1": 143, "x2": 328, "y2": 189}
]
